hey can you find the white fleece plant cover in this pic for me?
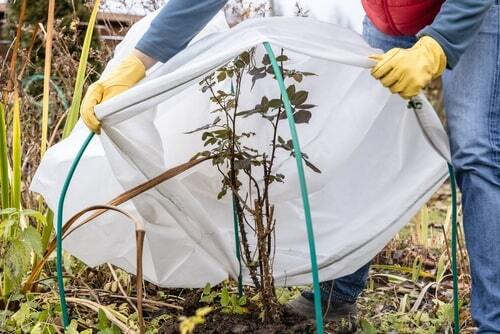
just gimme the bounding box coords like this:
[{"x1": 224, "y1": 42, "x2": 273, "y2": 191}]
[{"x1": 32, "y1": 13, "x2": 450, "y2": 287}]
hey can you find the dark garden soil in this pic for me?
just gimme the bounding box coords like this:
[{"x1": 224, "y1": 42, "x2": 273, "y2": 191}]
[
  {"x1": 160, "y1": 308, "x2": 316, "y2": 334},
  {"x1": 158, "y1": 289, "x2": 356, "y2": 334}
]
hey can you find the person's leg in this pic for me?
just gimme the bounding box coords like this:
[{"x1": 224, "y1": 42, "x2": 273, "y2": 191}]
[
  {"x1": 442, "y1": 4, "x2": 500, "y2": 333},
  {"x1": 307, "y1": 262, "x2": 372, "y2": 304}
]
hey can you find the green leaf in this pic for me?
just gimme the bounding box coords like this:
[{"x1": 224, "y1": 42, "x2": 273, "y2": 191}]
[
  {"x1": 30, "y1": 322, "x2": 43, "y2": 334},
  {"x1": 184, "y1": 124, "x2": 211, "y2": 134},
  {"x1": 269, "y1": 99, "x2": 282, "y2": 108},
  {"x1": 240, "y1": 51, "x2": 250, "y2": 65},
  {"x1": 12, "y1": 302, "x2": 30, "y2": 326},
  {"x1": 303, "y1": 157, "x2": 322, "y2": 174},
  {"x1": 0, "y1": 103, "x2": 9, "y2": 209},
  {"x1": 99, "y1": 328, "x2": 121, "y2": 334},
  {"x1": 66, "y1": 320, "x2": 79, "y2": 334},
  {"x1": 292, "y1": 73, "x2": 303, "y2": 82},
  {"x1": 204, "y1": 138, "x2": 217, "y2": 146},
  {"x1": 359, "y1": 318, "x2": 377, "y2": 334},
  {"x1": 234, "y1": 59, "x2": 246, "y2": 69},
  {"x1": 251, "y1": 72, "x2": 266, "y2": 89},
  {"x1": 217, "y1": 71, "x2": 227, "y2": 82},
  {"x1": 296, "y1": 104, "x2": 316, "y2": 109},
  {"x1": 260, "y1": 96, "x2": 269, "y2": 112},
  {"x1": 11, "y1": 96, "x2": 21, "y2": 210},
  {"x1": 262, "y1": 54, "x2": 270, "y2": 65},
  {"x1": 0, "y1": 208, "x2": 17, "y2": 216},
  {"x1": 203, "y1": 282, "x2": 211, "y2": 295},
  {"x1": 248, "y1": 67, "x2": 264, "y2": 75},
  {"x1": 291, "y1": 91, "x2": 308, "y2": 106},
  {"x1": 217, "y1": 188, "x2": 227, "y2": 200},
  {"x1": 21, "y1": 209, "x2": 47, "y2": 225},
  {"x1": 286, "y1": 85, "x2": 296, "y2": 98},
  {"x1": 97, "y1": 308, "x2": 110, "y2": 330},
  {"x1": 293, "y1": 110, "x2": 312, "y2": 124},
  {"x1": 276, "y1": 55, "x2": 289, "y2": 62},
  {"x1": 21, "y1": 225, "x2": 43, "y2": 257},
  {"x1": 220, "y1": 288, "x2": 230, "y2": 307},
  {"x1": 5, "y1": 240, "x2": 31, "y2": 287}
]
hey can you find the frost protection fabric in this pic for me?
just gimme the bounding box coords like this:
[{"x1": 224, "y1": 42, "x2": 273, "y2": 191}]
[{"x1": 32, "y1": 15, "x2": 449, "y2": 288}]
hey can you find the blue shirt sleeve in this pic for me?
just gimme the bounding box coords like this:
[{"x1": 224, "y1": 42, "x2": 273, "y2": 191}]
[
  {"x1": 418, "y1": 0, "x2": 494, "y2": 68},
  {"x1": 136, "y1": 0, "x2": 228, "y2": 63}
]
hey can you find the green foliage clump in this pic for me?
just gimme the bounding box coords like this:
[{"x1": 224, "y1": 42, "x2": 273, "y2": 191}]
[{"x1": 0, "y1": 208, "x2": 46, "y2": 299}]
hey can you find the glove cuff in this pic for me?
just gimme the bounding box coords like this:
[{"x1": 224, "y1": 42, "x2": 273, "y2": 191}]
[
  {"x1": 101, "y1": 53, "x2": 146, "y2": 88},
  {"x1": 418, "y1": 36, "x2": 447, "y2": 80}
]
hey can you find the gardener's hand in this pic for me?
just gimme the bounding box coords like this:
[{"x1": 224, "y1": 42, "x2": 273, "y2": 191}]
[
  {"x1": 369, "y1": 36, "x2": 447, "y2": 99},
  {"x1": 80, "y1": 53, "x2": 147, "y2": 133}
]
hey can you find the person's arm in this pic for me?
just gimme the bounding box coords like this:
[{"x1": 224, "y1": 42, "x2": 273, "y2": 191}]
[
  {"x1": 370, "y1": 0, "x2": 494, "y2": 99},
  {"x1": 80, "y1": 0, "x2": 228, "y2": 133},
  {"x1": 136, "y1": 0, "x2": 229, "y2": 65},
  {"x1": 418, "y1": 0, "x2": 494, "y2": 68}
]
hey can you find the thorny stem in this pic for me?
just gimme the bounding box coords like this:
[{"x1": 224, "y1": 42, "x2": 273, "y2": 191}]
[
  {"x1": 205, "y1": 78, "x2": 234, "y2": 124},
  {"x1": 260, "y1": 52, "x2": 286, "y2": 290},
  {"x1": 243, "y1": 168, "x2": 261, "y2": 201},
  {"x1": 216, "y1": 165, "x2": 255, "y2": 216},
  {"x1": 234, "y1": 70, "x2": 262, "y2": 289}
]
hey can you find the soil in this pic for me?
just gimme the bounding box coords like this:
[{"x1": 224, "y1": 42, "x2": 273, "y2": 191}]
[
  {"x1": 158, "y1": 289, "x2": 356, "y2": 334},
  {"x1": 160, "y1": 307, "x2": 316, "y2": 334}
]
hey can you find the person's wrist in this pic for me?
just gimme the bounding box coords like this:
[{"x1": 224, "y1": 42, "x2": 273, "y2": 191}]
[{"x1": 132, "y1": 49, "x2": 157, "y2": 70}]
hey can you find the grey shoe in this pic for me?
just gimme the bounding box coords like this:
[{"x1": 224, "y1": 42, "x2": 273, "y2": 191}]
[{"x1": 286, "y1": 292, "x2": 358, "y2": 323}]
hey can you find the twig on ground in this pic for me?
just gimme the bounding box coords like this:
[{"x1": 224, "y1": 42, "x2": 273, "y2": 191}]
[{"x1": 107, "y1": 262, "x2": 138, "y2": 312}]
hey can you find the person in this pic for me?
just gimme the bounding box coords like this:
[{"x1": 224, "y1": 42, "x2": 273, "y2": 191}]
[
  {"x1": 80, "y1": 0, "x2": 500, "y2": 332},
  {"x1": 289, "y1": 2, "x2": 500, "y2": 334}
]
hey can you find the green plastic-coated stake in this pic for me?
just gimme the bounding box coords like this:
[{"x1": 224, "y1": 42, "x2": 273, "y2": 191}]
[
  {"x1": 56, "y1": 132, "x2": 95, "y2": 328},
  {"x1": 229, "y1": 79, "x2": 244, "y2": 297},
  {"x1": 263, "y1": 42, "x2": 324, "y2": 334},
  {"x1": 232, "y1": 197, "x2": 244, "y2": 297},
  {"x1": 448, "y1": 163, "x2": 460, "y2": 333}
]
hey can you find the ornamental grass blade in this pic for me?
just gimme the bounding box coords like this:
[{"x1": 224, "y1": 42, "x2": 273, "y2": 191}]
[
  {"x1": 0, "y1": 102, "x2": 10, "y2": 209},
  {"x1": 62, "y1": 0, "x2": 101, "y2": 138},
  {"x1": 11, "y1": 93, "x2": 21, "y2": 211}
]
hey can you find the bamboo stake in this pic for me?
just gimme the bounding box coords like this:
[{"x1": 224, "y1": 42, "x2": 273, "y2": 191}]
[{"x1": 41, "y1": 0, "x2": 56, "y2": 156}]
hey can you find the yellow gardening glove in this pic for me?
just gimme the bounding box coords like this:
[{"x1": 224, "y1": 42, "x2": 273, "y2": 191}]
[
  {"x1": 80, "y1": 53, "x2": 146, "y2": 133},
  {"x1": 370, "y1": 36, "x2": 447, "y2": 99}
]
